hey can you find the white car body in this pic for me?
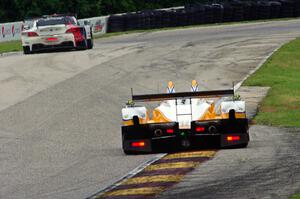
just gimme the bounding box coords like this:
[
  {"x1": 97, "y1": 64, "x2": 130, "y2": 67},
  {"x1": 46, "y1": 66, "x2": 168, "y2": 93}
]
[
  {"x1": 21, "y1": 15, "x2": 93, "y2": 54},
  {"x1": 121, "y1": 81, "x2": 249, "y2": 154},
  {"x1": 122, "y1": 99, "x2": 246, "y2": 129}
]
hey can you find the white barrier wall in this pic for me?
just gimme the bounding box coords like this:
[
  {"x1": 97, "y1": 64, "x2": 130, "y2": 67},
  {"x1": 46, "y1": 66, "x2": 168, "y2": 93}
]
[
  {"x1": 0, "y1": 22, "x2": 23, "y2": 42},
  {"x1": 0, "y1": 16, "x2": 109, "y2": 43},
  {"x1": 78, "y1": 16, "x2": 109, "y2": 36}
]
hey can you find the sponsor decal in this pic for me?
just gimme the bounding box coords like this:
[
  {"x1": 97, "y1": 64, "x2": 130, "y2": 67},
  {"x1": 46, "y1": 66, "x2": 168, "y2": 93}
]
[
  {"x1": 1, "y1": 25, "x2": 17, "y2": 38},
  {"x1": 93, "y1": 20, "x2": 104, "y2": 33},
  {"x1": 12, "y1": 24, "x2": 15, "y2": 37},
  {"x1": 3, "y1": 26, "x2": 11, "y2": 37},
  {"x1": 0, "y1": 23, "x2": 23, "y2": 41}
]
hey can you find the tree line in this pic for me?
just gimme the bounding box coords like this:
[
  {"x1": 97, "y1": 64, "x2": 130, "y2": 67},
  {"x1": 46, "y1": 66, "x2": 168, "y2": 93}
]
[{"x1": 0, "y1": 0, "x2": 213, "y2": 23}]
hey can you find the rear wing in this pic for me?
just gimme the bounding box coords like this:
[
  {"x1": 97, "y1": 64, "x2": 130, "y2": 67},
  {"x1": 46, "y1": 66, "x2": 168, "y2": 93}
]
[{"x1": 132, "y1": 89, "x2": 234, "y2": 102}]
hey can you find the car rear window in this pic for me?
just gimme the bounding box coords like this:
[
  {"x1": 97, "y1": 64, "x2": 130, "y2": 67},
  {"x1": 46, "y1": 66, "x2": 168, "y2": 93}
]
[{"x1": 37, "y1": 17, "x2": 76, "y2": 26}]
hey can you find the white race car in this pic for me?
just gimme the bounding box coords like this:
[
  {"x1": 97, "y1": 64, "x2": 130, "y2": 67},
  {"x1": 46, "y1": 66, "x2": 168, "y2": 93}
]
[
  {"x1": 21, "y1": 15, "x2": 93, "y2": 54},
  {"x1": 122, "y1": 80, "x2": 249, "y2": 154}
]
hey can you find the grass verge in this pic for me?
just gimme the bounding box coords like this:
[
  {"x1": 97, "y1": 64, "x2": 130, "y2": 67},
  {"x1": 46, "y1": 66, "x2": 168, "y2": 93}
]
[
  {"x1": 0, "y1": 40, "x2": 22, "y2": 54},
  {"x1": 243, "y1": 38, "x2": 300, "y2": 127},
  {"x1": 291, "y1": 193, "x2": 300, "y2": 199}
]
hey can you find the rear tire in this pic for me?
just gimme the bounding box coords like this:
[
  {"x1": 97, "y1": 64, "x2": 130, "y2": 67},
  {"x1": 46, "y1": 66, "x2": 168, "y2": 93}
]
[
  {"x1": 87, "y1": 39, "x2": 93, "y2": 49},
  {"x1": 76, "y1": 30, "x2": 88, "y2": 50},
  {"x1": 222, "y1": 142, "x2": 248, "y2": 149},
  {"x1": 123, "y1": 149, "x2": 135, "y2": 155},
  {"x1": 123, "y1": 149, "x2": 149, "y2": 155},
  {"x1": 23, "y1": 46, "x2": 31, "y2": 55},
  {"x1": 238, "y1": 143, "x2": 248, "y2": 148},
  {"x1": 76, "y1": 39, "x2": 88, "y2": 50}
]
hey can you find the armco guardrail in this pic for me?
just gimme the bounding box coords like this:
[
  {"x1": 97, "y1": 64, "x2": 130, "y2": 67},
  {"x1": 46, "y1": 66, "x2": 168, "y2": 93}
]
[
  {"x1": 107, "y1": 0, "x2": 300, "y2": 33},
  {"x1": 0, "y1": 16, "x2": 109, "y2": 43}
]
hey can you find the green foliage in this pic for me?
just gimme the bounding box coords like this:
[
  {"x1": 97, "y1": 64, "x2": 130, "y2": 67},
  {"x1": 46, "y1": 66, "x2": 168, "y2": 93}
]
[
  {"x1": 233, "y1": 94, "x2": 241, "y2": 101},
  {"x1": 0, "y1": 0, "x2": 209, "y2": 22}
]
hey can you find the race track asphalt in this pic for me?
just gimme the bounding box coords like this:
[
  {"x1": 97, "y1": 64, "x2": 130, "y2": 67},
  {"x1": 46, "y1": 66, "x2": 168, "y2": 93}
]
[
  {"x1": 0, "y1": 20, "x2": 300, "y2": 199},
  {"x1": 159, "y1": 125, "x2": 300, "y2": 199}
]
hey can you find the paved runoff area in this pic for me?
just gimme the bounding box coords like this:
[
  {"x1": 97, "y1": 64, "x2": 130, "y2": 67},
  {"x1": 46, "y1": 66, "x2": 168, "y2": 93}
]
[{"x1": 0, "y1": 20, "x2": 300, "y2": 199}]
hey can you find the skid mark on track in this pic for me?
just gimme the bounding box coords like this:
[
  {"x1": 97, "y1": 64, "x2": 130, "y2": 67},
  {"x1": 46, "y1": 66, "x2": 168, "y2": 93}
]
[{"x1": 90, "y1": 150, "x2": 216, "y2": 199}]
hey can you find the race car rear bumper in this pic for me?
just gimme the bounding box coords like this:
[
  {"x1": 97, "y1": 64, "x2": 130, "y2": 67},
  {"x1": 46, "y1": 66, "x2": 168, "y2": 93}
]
[
  {"x1": 22, "y1": 33, "x2": 76, "y2": 52},
  {"x1": 31, "y1": 41, "x2": 75, "y2": 51},
  {"x1": 123, "y1": 133, "x2": 249, "y2": 153},
  {"x1": 122, "y1": 119, "x2": 249, "y2": 154}
]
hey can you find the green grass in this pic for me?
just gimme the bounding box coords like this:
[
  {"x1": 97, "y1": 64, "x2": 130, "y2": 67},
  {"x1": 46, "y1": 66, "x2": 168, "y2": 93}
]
[
  {"x1": 291, "y1": 193, "x2": 300, "y2": 199},
  {"x1": 243, "y1": 38, "x2": 300, "y2": 127},
  {"x1": 0, "y1": 40, "x2": 22, "y2": 53}
]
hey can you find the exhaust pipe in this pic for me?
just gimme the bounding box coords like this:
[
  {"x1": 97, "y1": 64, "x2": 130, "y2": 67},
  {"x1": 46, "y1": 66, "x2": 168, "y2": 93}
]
[
  {"x1": 154, "y1": 129, "x2": 163, "y2": 137},
  {"x1": 209, "y1": 126, "x2": 217, "y2": 134}
]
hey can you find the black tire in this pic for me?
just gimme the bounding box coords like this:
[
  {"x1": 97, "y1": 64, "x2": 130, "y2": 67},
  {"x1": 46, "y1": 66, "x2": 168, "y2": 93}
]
[
  {"x1": 23, "y1": 46, "x2": 31, "y2": 55},
  {"x1": 76, "y1": 40, "x2": 87, "y2": 50},
  {"x1": 76, "y1": 29, "x2": 88, "y2": 50},
  {"x1": 123, "y1": 149, "x2": 149, "y2": 155},
  {"x1": 87, "y1": 39, "x2": 93, "y2": 49},
  {"x1": 238, "y1": 143, "x2": 249, "y2": 148},
  {"x1": 108, "y1": 15, "x2": 126, "y2": 33},
  {"x1": 123, "y1": 149, "x2": 135, "y2": 155},
  {"x1": 222, "y1": 142, "x2": 248, "y2": 149}
]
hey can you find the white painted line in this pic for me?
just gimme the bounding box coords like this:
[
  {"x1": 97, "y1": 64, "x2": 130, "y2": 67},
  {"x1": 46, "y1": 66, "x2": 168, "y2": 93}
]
[{"x1": 87, "y1": 153, "x2": 167, "y2": 199}]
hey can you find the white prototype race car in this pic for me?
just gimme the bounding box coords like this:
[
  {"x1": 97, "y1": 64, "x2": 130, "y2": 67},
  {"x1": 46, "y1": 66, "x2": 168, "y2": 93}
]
[
  {"x1": 122, "y1": 80, "x2": 249, "y2": 154},
  {"x1": 21, "y1": 14, "x2": 93, "y2": 54}
]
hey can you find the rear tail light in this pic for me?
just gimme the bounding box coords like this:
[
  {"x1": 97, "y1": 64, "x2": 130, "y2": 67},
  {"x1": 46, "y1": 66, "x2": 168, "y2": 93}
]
[
  {"x1": 27, "y1": 32, "x2": 39, "y2": 37},
  {"x1": 196, "y1": 126, "x2": 205, "y2": 132},
  {"x1": 66, "y1": 28, "x2": 75, "y2": 34},
  {"x1": 166, "y1": 129, "x2": 174, "y2": 134},
  {"x1": 66, "y1": 27, "x2": 84, "y2": 42},
  {"x1": 227, "y1": 136, "x2": 240, "y2": 141},
  {"x1": 131, "y1": 141, "x2": 145, "y2": 147}
]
